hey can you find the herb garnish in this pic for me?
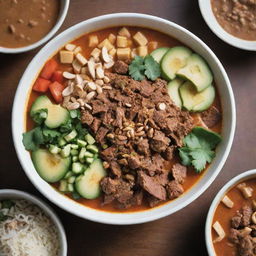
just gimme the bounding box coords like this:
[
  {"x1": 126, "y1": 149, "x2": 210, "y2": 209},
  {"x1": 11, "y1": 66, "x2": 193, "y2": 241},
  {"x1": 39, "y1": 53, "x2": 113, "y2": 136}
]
[
  {"x1": 178, "y1": 127, "x2": 222, "y2": 173},
  {"x1": 128, "y1": 55, "x2": 161, "y2": 81}
]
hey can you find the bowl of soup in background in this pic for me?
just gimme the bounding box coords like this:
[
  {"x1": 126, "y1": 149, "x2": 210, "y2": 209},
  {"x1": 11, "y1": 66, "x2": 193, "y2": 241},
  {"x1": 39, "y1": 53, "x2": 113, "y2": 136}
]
[
  {"x1": 0, "y1": 0, "x2": 69, "y2": 54},
  {"x1": 205, "y1": 169, "x2": 256, "y2": 256},
  {"x1": 198, "y1": 0, "x2": 256, "y2": 51},
  {"x1": 12, "y1": 13, "x2": 236, "y2": 224}
]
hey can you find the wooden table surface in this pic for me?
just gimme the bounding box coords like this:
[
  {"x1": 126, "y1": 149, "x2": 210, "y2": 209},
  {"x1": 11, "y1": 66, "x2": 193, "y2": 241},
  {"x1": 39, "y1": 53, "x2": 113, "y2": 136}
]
[{"x1": 1, "y1": 0, "x2": 256, "y2": 255}]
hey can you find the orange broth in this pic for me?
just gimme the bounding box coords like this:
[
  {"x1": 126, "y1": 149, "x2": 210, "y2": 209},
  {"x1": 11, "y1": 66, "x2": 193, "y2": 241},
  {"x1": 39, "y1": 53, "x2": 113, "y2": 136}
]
[{"x1": 25, "y1": 26, "x2": 222, "y2": 212}]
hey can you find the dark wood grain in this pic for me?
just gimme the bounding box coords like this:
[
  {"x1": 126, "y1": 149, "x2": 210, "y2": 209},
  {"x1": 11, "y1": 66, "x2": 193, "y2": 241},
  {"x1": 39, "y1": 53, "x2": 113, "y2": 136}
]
[{"x1": 0, "y1": 0, "x2": 256, "y2": 255}]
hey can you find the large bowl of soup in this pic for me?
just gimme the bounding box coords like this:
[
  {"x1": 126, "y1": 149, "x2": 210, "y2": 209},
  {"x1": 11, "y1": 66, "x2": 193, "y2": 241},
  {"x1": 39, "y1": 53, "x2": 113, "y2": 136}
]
[
  {"x1": 206, "y1": 169, "x2": 256, "y2": 256},
  {"x1": 12, "y1": 13, "x2": 236, "y2": 224}
]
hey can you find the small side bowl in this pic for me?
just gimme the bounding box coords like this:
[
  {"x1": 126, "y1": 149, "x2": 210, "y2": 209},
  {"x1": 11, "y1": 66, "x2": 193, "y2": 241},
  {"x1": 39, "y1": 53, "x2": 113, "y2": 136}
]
[
  {"x1": 198, "y1": 0, "x2": 256, "y2": 51},
  {"x1": 0, "y1": 0, "x2": 70, "y2": 54},
  {"x1": 0, "y1": 189, "x2": 67, "y2": 256},
  {"x1": 205, "y1": 169, "x2": 256, "y2": 255}
]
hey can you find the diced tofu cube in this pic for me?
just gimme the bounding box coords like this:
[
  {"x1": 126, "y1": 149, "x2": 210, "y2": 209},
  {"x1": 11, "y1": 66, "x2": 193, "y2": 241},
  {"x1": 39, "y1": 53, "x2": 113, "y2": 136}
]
[
  {"x1": 109, "y1": 48, "x2": 116, "y2": 57},
  {"x1": 88, "y1": 35, "x2": 99, "y2": 48},
  {"x1": 60, "y1": 50, "x2": 74, "y2": 64},
  {"x1": 73, "y1": 46, "x2": 82, "y2": 54},
  {"x1": 72, "y1": 59, "x2": 82, "y2": 73},
  {"x1": 127, "y1": 39, "x2": 133, "y2": 47},
  {"x1": 137, "y1": 46, "x2": 148, "y2": 57},
  {"x1": 133, "y1": 31, "x2": 148, "y2": 46},
  {"x1": 131, "y1": 48, "x2": 137, "y2": 58},
  {"x1": 98, "y1": 39, "x2": 114, "y2": 51},
  {"x1": 75, "y1": 53, "x2": 87, "y2": 66},
  {"x1": 90, "y1": 48, "x2": 101, "y2": 59},
  {"x1": 118, "y1": 27, "x2": 131, "y2": 38},
  {"x1": 117, "y1": 48, "x2": 131, "y2": 60},
  {"x1": 148, "y1": 41, "x2": 158, "y2": 52},
  {"x1": 117, "y1": 36, "x2": 128, "y2": 48},
  {"x1": 108, "y1": 33, "x2": 116, "y2": 44},
  {"x1": 65, "y1": 43, "x2": 76, "y2": 51}
]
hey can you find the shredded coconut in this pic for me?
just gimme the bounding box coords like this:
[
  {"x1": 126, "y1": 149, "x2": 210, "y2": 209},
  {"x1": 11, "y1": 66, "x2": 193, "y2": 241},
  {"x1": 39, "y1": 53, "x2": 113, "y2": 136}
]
[{"x1": 0, "y1": 199, "x2": 60, "y2": 256}]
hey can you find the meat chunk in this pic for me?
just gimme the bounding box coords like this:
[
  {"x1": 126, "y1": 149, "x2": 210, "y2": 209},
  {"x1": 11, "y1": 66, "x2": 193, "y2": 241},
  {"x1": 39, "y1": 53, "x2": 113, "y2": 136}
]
[
  {"x1": 201, "y1": 106, "x2": 221, "y2": 128},
  {"x1": 150, "y1": 130, "x2": 170, "y2": 152},
  {"x1": 100, "y1": 146, "x2": 116, "y2": 161},
  {"x1": 231, "y1": 213, "x2": 243, "y2": 229},
  {"x1": 96, "y1": 127, "x2": 109, "y2": 145},
  {"x1": 109, "y1": 161, "x2": 122, "y2": 177},
  {"x1": 128, "y1": 155, "x2": 141, "y2": 169},
  {"x1": 81, "y1": 110, "x2": 94, "y2": 125},
  {"x1": 148, "y1": 195, "x2": 162, "y2": 208},
  {"x1": 139, "y1": 80, "x2": 154, "y2": 97},
  {"x1": 137, "y1": 171, "x2": 166, "y2": 200},
  {"x1": 241, "y1": 205, "x2": 253, "y2": 227},
  {"x1": 91, "y1": 118, "x2": 101, "y2": 133},
  {"x1": 166, "y1": 180, "x2": 184, "y2": 199},
  {"x1": 113, "y1": 60, "x2": 129, "y2": 74},
  {"x1": 163, "y1": 146, "x2": 175, "y2": 161},
  {"x1": 238, "y1": 236, "x2": 255, "y2": 256},
  {"x1": 172, "y1": 163, "x2": 187, "y2": 184},
  {"x1": 92, "y1": 100, "x2": 108, "y2": 114},
  {"x1": 137, "y1": 139, "x2": 150, "y2": 155}
]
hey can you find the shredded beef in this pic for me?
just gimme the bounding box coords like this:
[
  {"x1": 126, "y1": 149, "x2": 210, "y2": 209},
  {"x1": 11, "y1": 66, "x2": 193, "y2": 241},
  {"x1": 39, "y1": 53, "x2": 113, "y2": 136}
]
[{"x1": 81, "y1": 71, "x2": 194, "y2": 208}]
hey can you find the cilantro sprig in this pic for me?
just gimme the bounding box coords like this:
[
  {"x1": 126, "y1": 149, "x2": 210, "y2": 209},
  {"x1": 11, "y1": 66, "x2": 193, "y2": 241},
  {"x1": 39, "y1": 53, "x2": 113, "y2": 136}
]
[
  {"x1": 128, "y1": 55, "x2": 161, "y2": 81},
  {"x1": 178, "y1": 127, "x2": 222, "y2": 173}
]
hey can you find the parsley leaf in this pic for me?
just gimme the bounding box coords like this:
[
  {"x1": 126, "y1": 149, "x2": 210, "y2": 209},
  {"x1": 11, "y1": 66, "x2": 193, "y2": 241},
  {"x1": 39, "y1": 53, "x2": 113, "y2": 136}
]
[
  {"x1": 31, "y1": 109, "x2": 48, "y2": 125},
  {"x1": 22, "y1": 127, "x2": 44, "y2": 151},
  {"x1": 59, "y1": 119, "x2": 73, "y2": 133},
  {"x1": 42, "y1": 128, "x2": 61, "y2": 144},
  {"x1": 128, "y1": 56, "x2": 145, "y2": 81},
  {"x1": 144, "y1": 55, "x2": 161, "y2": 80},
  {"x1": 69, "y1": 109, "x2": 81, "y2": 119},
  {"x1": 178, "y1": 127, "x2": 221, "y2": 173}
]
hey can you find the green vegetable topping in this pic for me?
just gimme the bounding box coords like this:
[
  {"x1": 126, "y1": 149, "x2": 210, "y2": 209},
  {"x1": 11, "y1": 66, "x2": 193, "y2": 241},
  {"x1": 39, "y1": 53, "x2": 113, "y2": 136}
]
[
  {"x1": 178, "y1": 127, "x2": 222, "y2": 173},
  {"x1": 128, "y1": 55, "x2": 161, "y2": 81},
  {"x1": 1, "y1": 200, "x2": 14, "y2": 209},
  {"x1": 31, "y1": 109, "x2": 48, "y2": 124},
  {"x1": 22, "y1": 127, "x2": 44, "y2": 151},
  {"x1": 0, "y1": 212, "x2": 7, "y2": 222}
]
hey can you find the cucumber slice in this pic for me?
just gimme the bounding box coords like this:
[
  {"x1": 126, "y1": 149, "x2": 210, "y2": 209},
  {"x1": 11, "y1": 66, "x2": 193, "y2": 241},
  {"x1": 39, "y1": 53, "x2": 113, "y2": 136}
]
[
  {"x1": 75, "y1": 159, "x2": 107, "y2": 199},
  {"x1": 30, "y1": 95, "x2": 69, "y2": 129},
  {"x1": 32, "y1": 149, "x2": 71, "y2": 183},
  {"x1": 179, "y1": 81, "x2": 215, "y2": 112},
  {"x1": 167, "y1": 78, "x2": 183, "y2": 108},
  {"x1": 150, "y1": 47, "x2": 169, "y2": 63},
  {"x1": 161, "y1": 46, "x2": 192, "y2": 80},
  {"x1": 30, "y1": 95, "x2": 52, "y2": 115},
  {"x1": 177, "y1": 53, "x2": 213, "y2": 92}
]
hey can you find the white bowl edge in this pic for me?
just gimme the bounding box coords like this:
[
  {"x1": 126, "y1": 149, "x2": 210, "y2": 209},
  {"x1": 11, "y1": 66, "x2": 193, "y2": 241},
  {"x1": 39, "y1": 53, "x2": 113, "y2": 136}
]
[
  {"x1": 198, "y1": 0, "x2": 256, "y2": 51},
  {"x1": 0, "y1": 0, "x2": 70, "y2": 54},
  {"x1": 12, "y1": 13, "x2": 236, "y2": 225},
  {"x1": 0, "y1": 189, "x2": 67, "y2": 256},
  {"x1": 205, "y1": 169, "x2": 256, "y2": 255}
]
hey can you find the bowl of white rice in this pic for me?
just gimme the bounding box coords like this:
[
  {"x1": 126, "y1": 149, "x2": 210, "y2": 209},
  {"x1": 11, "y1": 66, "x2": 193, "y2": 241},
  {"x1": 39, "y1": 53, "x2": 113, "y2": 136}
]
[{"x1": 0, "y1": 189, "x2": 67, "y2": 256}]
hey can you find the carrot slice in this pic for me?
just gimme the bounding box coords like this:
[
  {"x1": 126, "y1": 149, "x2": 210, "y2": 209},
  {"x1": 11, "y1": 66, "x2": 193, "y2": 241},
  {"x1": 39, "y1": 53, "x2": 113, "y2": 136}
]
[
  {"x1": 52, "y1": 70, "x2": 64, "y2": 84},
  {"x1": 49, "y1": 81, "x2": 65, "y2": 103},
  {"x1": 33, "y1": 78, "x2": 51, "y2": 92},
  {"x1": 40, "y1": 59, "x2": 58, "y2": 80}
]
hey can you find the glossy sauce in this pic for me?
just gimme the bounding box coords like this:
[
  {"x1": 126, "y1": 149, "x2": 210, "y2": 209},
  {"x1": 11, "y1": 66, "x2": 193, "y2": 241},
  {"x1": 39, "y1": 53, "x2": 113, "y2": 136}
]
[
  {"x1": 0, "y1": 0, "x2": 60, "y2": 48},
  {"x1": 25, "y1": 26, "x2": 222, "y2": 212},
  {"x1": 212, "y1": 179, "x2": 256, "y2": 256}
]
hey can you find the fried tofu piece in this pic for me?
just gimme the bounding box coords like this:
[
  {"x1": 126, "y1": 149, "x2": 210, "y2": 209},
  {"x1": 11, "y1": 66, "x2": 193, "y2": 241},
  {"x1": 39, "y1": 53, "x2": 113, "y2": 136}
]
[
  {"x1": 90, "y1": 48, "x2": 101, "y2": 59},
  {"x1": 133, "y1": 31, "x2": 148, "y2": 46},
  {"x1": 60, "y1": 50, "x2": 74, "y2": 64},
  {"x1": 109, "y1": 48, "x2": 117, "y2": 57},
  {"x1": 117, "y1": 36, "x2": 128, "y2": 48},
  {"x1": 137, "y1": 46, "x2": 148, "y2": 57},
  {"x1": 89, "y1": 35, "x2": 99, "y2": 48},
  {"x1": 117, "y1": 48, "x2": 131, "y2": 60},
  {"x1": 98, "y1": 39, "x2": 114, "y2": 51},
  {"x1": 108, "y1": 33, "x2": 116, "y2": 44},
  {"x1": 118, "y1": 27, "x2": 131, "y2": 38}
]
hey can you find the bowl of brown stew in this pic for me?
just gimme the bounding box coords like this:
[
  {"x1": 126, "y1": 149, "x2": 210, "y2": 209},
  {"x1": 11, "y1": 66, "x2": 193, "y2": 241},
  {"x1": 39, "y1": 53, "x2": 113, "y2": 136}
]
[
  {"x1": 199, "y1": 0, "x2": 256, "y2": 51},
  {"x1": 0, "y1": 0, "x2": 69, "y2": 54},
  {"x1": 12, "y1": 13, "x2": 236, "y2": 224},
  {"x1": 206, "y1": 169, "x2": 256, "y2": 255}
]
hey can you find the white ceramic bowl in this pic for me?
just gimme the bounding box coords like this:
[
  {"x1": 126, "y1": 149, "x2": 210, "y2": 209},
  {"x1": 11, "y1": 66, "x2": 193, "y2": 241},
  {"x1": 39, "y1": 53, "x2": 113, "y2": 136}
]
[
  {"x1": 199, "y1": 0, "x2": 256, "y2": 51},
  {"x1": 12, "y1": 13, "x2": 236, "y2": 225},
  {"x1": 0, "y1": 0, "x2": 69, "y2": 54},
  {"x1": 0, "y1": 189, "x2": 67, "y2": 255},
  {"x1": 205, "y1": 169, "x2": 256, "y2": 255}
]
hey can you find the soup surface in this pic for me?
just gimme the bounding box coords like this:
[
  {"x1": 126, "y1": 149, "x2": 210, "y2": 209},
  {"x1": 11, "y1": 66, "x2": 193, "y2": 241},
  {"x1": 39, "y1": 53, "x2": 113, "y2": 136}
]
[
  {"x1": 0, "y1": 0, "x2": 60, "y2": 48},
  {"x1": 24, "y1": 26, "x2": 222, "y2": 212},
  {"x1": 212, "y1": 179, "x2": 256, "y2": 256},
  {"x1": 211, "y1": 0, "x2": 256, "y2": 41}
]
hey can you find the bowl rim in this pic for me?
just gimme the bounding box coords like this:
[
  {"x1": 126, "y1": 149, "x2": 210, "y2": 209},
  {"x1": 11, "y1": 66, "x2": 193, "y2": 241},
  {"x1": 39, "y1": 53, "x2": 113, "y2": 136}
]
[
  {"x1": 0, "y1": 0, "x2": 70, "y2": 54},
  {"x1": 12, "y1": 13, "x2": 236, "y2": 225},
  {"x1": 205, "y1": 169, "x2": 256, "y2": 255},
  {"x1": 0, "y1": 189, "x2": 67, "y2": 256},
  {"x1": 198, "y1": 0, "x2": 256, "y2": 51}
]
